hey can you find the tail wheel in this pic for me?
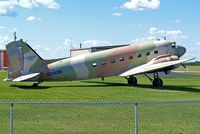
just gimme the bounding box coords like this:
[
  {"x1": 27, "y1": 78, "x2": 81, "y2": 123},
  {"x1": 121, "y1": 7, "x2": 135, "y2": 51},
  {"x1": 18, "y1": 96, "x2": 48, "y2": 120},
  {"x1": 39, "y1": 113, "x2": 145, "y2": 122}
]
[
  {"x1": 128, "y1": 76, "x2": 138, "y2": 86},
  {"x1": 153, "y1": 78, "x2": 163, "y2": 87}
]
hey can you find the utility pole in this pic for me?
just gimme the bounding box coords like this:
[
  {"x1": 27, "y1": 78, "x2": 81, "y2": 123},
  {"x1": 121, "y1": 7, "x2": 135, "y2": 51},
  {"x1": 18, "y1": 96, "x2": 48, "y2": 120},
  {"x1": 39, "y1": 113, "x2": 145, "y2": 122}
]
[
  {"x1": 80, "y1": 43, "x2": 82, "y2": 49},
  {"x1": 14, "y1": 32, "x2": 17, "y2": 42}
]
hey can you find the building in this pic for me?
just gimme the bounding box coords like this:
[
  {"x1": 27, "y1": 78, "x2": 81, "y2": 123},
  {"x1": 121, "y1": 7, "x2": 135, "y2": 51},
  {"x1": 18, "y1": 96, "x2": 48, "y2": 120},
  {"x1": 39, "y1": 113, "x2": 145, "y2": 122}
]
[
  {"x1": 0, "y1": 50, "x2": 7, "y2": 70},
  {"x1": 70, "y1": 44, "x2": 129, "y2": 57}
]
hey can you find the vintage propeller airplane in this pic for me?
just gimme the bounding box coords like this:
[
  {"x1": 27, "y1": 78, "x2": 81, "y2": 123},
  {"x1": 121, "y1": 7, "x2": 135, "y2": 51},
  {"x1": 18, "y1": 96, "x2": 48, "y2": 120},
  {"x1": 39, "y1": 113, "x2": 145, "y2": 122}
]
[{"x1": 5, "y1": 38, "x2": 194, "y2": 87}]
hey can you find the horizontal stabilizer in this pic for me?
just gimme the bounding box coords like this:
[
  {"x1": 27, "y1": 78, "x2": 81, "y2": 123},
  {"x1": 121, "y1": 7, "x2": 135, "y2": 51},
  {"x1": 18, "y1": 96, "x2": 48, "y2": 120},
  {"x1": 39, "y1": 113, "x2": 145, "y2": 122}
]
[{"x1": 12, "y1": 73, "x2": 41, "y2": 82}]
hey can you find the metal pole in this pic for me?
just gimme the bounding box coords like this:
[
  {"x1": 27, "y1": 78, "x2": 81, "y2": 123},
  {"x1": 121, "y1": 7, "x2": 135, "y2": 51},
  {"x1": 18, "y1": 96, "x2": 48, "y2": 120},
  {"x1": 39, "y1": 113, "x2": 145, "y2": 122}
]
[
  {"x1": 10, "y1": 103, "x2": 14, "y2": 134},
  {"x1": 135, "y1": 102, "x2": 138, "y2": 134}
]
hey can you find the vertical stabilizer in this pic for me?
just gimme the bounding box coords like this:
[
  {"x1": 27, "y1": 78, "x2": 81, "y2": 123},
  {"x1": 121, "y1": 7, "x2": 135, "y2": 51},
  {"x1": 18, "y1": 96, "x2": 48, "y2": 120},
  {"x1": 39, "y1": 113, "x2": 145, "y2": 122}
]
[{"x1": 6, "y1": 39, "x2": 45, "y2": 81}]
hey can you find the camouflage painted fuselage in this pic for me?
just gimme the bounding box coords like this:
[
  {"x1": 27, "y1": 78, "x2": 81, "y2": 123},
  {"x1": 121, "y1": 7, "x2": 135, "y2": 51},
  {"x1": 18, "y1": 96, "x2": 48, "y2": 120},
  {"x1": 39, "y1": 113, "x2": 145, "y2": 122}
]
[{"x1": 46, "y1": 40, "x2": 177, "y2": 81}]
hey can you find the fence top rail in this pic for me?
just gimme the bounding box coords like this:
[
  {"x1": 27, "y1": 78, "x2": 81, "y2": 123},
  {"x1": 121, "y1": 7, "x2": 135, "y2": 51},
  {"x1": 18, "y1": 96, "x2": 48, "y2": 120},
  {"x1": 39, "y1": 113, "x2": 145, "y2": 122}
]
[
  {"x1": 136, "y1": 99, "x2": 200, "y2": 105},
  {"x1": 0, "y1": 101, "x2": 135, "y2": 105},
  {"x1": 0, "y1": 100, "x2": 200, "y2": 105}
]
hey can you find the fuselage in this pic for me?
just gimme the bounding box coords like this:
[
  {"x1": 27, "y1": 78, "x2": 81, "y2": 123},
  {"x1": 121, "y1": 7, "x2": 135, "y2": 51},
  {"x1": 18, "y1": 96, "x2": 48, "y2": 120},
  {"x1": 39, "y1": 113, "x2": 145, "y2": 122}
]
[{"x1": 45, "y1": 40, "x2": 185, "y2": 81}]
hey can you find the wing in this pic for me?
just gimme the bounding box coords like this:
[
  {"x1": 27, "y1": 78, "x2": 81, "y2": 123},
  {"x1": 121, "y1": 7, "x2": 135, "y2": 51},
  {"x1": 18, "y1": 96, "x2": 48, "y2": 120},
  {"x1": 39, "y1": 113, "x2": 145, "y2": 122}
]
[
  {"x1": 120, "y1": 57, "x2": 195, "y2": 77},
  {"x1": 12, "y1": 73, "x2": 41, "y2": 82}
]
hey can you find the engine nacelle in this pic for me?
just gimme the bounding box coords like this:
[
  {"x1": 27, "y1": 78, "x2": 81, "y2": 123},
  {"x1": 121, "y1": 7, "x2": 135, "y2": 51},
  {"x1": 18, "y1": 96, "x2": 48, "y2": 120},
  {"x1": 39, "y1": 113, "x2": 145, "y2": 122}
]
[
  {"x1": 153, "y1": 55, "x2": 179, "y2": 64},
  {"x1": 152, "y1": 55, "x2": 180, "y2": 73}
]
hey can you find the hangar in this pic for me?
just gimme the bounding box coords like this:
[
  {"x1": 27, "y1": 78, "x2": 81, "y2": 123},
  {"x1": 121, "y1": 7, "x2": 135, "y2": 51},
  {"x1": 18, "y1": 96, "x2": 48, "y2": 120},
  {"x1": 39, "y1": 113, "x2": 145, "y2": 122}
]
[
  {"x1": 70, "y1": 44, "x2": 129, "y2": 57},
  {"x1": 0, "y1": 49, "x2": 7, "y2": 70}
]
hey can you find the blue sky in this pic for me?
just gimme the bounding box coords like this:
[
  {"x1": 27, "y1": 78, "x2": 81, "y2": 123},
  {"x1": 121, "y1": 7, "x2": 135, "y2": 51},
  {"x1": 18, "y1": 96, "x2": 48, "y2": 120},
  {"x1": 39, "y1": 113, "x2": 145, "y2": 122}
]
[{"x1": 0, "y1": 0, "x2": 199, "y2": 60}]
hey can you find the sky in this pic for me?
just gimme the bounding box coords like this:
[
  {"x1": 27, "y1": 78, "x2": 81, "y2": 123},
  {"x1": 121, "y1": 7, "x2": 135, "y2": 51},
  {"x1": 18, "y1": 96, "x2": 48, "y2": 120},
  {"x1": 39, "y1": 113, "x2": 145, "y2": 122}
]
[{"x1": 0, "y1": 0, "x2": 200, "y2": 60}]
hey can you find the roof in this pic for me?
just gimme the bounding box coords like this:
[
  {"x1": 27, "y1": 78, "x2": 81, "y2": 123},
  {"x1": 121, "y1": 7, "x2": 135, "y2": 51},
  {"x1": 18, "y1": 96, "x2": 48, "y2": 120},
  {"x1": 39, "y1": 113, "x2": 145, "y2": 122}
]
[{"x1": 70, "y1": 44, "x2": 130, "y2": 52}]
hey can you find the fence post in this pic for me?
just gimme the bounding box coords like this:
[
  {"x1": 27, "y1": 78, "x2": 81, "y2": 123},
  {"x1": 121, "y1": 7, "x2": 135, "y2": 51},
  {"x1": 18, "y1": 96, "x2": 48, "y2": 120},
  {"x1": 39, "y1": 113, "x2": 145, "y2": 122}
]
[
  {"x1": 10, "y1": 103, "x2": 14, "y2": 134},
  {"x1": 135, "y1": 102, "x2": 138, "y2": 134}
]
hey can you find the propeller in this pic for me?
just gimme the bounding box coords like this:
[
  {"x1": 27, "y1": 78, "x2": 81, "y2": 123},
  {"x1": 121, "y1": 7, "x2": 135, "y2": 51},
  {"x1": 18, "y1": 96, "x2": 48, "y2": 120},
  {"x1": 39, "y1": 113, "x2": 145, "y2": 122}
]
[{"x1": 181, "y1": 63, "x2": 188, "y2": 71}]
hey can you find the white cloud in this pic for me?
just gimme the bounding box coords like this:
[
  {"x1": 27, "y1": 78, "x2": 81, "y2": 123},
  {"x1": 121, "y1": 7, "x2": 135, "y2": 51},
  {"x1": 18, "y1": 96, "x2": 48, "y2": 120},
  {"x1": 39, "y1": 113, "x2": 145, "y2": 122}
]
[
  {"x1": 34, "y1": 45, "x2": 50, "y2": 52},
  {"x1": 17, "y1": 0, "x2": 59, "y2": 9},
  {"x1": 147, "y1": 36, "x2": 156, "y2": 40},
  {"x1": 195, "y1": 42, "x2": 200, "y2": 46},
  {"x1": 0, "y1": 35, "x2": 11, "y2": 49},
  {"x1": 0, "y1": 26, "x2": 5, "y2": 29},
  {"x1": 26, "y1": 16, "x2": 41, "y2": 21},
  {"x1": 82, "y1": 39, "x2": 111, "y2": 47},
  {"x1": 113, "y1": 6, "x2": 118, "y2": 10},
  {"x1": 131, "y1": 36, "x2": 157, "y2": 43},
  {"x1": 0, "y1": 0, "x2": 16, "y2": 16},
  {"x1": 63, "y1": 38, "x2": 112, "y2": 49},
  {"x1": 0, "y1": 0, "x2": 59, "y2": 16},
  {"x1": 131, "y1": 37, "x2": 145, "y2": 43},
  {"x1": 122, "y1": 0, "x2": 160, "y2": 10},
  {"x1": 64, "y1": 38, "x2": 77, "y2": 49},
  {"x1": 53, "y1": 38, "x2": 113, "y2": 57},
  {"x1": 12, "y1": 27, "x2": 17, "y2": 33},
  {"x1": 112, "y1": 12, "x2": 123, "y2": 17},
  {"x1": 132, "y1": 27, "x2": 188, "y2": 44},
  {"x1": 171, "y1": 19, "x2": 181, "y2": 23},
  {"x1": 149, "y1": 27, "x2": 158, "y2": 34},
  {"x1": 34, "y1": 0, "x2": 59, "y2": 9},
  {"x1": 148, "y1": 27, "x2": 188, "y2": 40},
  {"x1": 17, "y1": 0, "x2": 36, "y2": 9}
]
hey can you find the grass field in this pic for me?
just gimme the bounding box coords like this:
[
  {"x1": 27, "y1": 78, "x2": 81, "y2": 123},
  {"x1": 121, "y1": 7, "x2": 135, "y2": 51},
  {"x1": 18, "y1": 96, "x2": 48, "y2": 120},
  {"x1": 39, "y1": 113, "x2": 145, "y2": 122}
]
[
  {"x1": 0, "y1": 69, "x2": 200, "y2": 133},
  {"x1": 0, "y1": 69, "x2": 200, "y2": 102},
  {"x1": 175, "y1": 65, "x2": 200, "y2": 74}
]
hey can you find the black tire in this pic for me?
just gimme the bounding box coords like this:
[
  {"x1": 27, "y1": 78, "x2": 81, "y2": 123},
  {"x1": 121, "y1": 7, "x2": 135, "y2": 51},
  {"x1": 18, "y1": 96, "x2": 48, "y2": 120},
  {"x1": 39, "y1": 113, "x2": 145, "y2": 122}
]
[
  {"x1": 128, "y1": 76, "x2": 138, "y2": 85},
  {"x1": 153, "y1": 78, "x2": 163, "y2": 87},
  {"x1": 32, "y1": 83, "x2": 39, "y2": 88}
]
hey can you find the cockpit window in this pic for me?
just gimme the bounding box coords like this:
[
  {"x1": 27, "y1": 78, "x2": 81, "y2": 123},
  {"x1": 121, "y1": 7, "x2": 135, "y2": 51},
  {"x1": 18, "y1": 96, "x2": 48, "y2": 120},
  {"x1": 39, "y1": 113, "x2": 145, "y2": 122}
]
[{"x1": 171, "y1": 43, "x2": 176, "y2": 48}]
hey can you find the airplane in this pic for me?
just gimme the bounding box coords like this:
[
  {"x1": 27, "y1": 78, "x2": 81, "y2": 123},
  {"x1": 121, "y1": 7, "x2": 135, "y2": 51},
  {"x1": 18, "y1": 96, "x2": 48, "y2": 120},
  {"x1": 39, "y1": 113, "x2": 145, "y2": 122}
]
[{"x1": 5, "y1": 38, "x2": 194, "y2": 87}]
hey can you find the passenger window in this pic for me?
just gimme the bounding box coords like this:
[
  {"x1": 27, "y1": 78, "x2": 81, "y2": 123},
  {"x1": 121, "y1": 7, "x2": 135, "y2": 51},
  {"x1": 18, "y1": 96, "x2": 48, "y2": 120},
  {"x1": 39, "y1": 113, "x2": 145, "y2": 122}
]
[
  {"x1": 128, "y1": 56, "x2": 133, "y2": 60},
  {"x1": 92, "y1": 63, "x2": 97, "y2": 67},
  {"x1": 137, "y1": 54, "x2": 142, "y2": 58},
  {"x1": 111, "y1": 59, "x2": 115, "y2": 63},
  {"x1": 101, "y1": 61, "x2": 106, "y2": 65},
  {"x1": 119, "y1": 57, "x2": 124, "y2": 61},
  {"x1": 146, "y1": 52, "x2": 150, "y2": 56},
  {"x1": 154, "y1": 50, "x2": 158, "y2": 54}
]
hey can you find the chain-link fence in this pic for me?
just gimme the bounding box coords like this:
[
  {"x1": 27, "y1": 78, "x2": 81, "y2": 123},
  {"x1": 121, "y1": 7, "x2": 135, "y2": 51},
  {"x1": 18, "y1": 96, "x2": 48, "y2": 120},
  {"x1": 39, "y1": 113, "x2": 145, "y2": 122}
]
[
  {"x1": 0, "y1": 100, "x2": 200, "y2": 134},
  {"x1": 137, "y1": 100, "x2": 200, "y2": 134},
  {"x1": 0, "y1": 102, "x2": 135, "y2": 134}
]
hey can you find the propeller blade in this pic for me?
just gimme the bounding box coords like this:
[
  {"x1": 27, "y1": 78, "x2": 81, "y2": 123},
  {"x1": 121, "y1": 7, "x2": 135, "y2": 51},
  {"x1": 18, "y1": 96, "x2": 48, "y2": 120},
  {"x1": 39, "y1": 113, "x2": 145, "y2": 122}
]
[{"x1": 181, "y1": 63, "x2": 188, "y2": 71}]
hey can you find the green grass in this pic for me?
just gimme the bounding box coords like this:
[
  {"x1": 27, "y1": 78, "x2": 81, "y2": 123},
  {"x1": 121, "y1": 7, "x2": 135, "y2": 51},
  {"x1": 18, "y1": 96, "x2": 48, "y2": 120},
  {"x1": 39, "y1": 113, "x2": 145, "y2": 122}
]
[
  {"x1": 175, "y1": 65, "x2": 200, "y2": 72},
  {"x1": 0, "y1": 70, "x2": 200, "y2": 133},
  {"x1": 0, "y1": 70, "x2": 200, "y2": 102}
]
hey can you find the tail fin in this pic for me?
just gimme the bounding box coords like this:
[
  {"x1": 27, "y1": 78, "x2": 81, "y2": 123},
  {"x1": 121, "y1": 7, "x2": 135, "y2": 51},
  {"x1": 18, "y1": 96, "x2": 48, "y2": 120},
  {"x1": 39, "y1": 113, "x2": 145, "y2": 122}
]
[{"x1": 6, "y1": 39, "x2": 45, "y2": 81}]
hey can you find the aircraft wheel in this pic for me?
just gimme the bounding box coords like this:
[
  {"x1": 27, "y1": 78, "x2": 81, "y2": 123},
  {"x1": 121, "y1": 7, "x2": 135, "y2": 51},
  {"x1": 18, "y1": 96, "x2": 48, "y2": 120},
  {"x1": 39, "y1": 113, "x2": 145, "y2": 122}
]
[
  {"x1": 32, "y1": 83, "x2": 39, "y2": 88},
  {"x1": 128, "y1": 76, "x2": 137, "y2": 86},
  {"x1": 152, "y1": 78, "x2": 163, "y2": 87}
]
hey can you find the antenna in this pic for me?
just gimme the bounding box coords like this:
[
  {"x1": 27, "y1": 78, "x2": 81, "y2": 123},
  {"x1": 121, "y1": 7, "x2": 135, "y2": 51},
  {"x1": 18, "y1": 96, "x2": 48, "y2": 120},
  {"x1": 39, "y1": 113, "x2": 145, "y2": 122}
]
[{"x1": 14, "y1": 31, "x2": 17, "y2": 41}]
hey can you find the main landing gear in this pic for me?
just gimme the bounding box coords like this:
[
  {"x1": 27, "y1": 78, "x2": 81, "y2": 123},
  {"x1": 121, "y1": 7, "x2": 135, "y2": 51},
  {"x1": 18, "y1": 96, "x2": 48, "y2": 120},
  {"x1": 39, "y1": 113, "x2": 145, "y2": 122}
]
[
  {"x1": 32, "y1": 81, "x2": 43, "y2": 88},
  {"x1": 125, "y1": 73, "x2": 163, "y2": 87},
  {"x1": 145, "y1": 72, "x2": 163, "y2": 87},
  {"x1": 126, "y1": 75, "x2": 138, "y2": 86},
  {"x1": 32, "y1": 83, "x2": 39, "y2": 87}
]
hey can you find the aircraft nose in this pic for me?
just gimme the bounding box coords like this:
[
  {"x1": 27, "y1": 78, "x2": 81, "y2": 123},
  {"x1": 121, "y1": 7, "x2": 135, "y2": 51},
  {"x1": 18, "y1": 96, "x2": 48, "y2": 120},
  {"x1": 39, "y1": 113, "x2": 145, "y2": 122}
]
[{"x1": 176, "y1": 45, "x2": 186, "y2": 57}]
